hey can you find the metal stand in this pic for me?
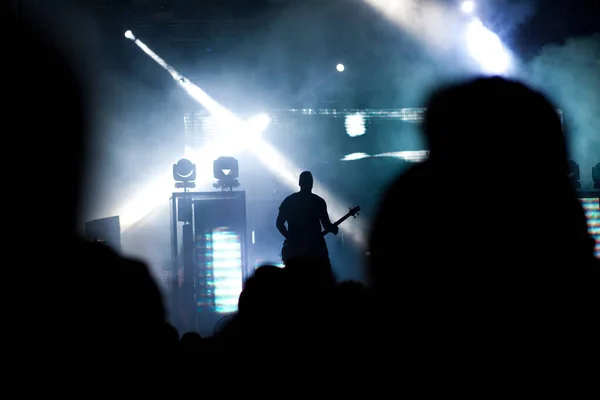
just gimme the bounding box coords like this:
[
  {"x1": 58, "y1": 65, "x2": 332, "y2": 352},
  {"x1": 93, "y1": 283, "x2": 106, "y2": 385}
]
[{"x1": 169, "y1": 190, "x2": 248, "y2": 333}]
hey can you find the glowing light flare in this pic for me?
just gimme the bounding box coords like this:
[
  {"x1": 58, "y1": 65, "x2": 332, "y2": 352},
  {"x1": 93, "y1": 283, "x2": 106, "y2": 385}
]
[
  {"x1": 239, "y1": 113, "x2": 271, "y2": 148},
  {"x1": 119, "y1": 143, "x2": 235, "y2": 231},
  {"x1": 119, "y1": 113, "x2": 269, "y2": 231},
  {"x1": 126, "y1": 36, "x2": 364, "y2": 247},
  {"x1": 378, "y1": 151, "x2": 430, "y2": 162},
  {"x1": 336, "y1": 63, "x2": 345, "y2": 72},
  {"x1": 342, "y1": 153, "x2": 370, "y2": 161},
  {"x1": 130, "y1": 38, "x2": 234, "y2": 120},
  {"x1": 124, "y1": 30, "x2": 135, "y2": 40},
  {"x1": 461, "y1": 1, "x2": 475, "y2": 14},
  {"x1": 117, "y1": 169, "x2": 174, "y2": 231},
  {"x1": 466, "y1": 18, "x2": 511, "y2": 75},
  {"x1": 345, "y1": 113, "x2": 366, "y2": 137},
  {"x1": 342, "y1": 151, "x2": 430, "y2": 163},
  {"x1": 362, "y1": 0, "x2": 460, "y2": 51}
]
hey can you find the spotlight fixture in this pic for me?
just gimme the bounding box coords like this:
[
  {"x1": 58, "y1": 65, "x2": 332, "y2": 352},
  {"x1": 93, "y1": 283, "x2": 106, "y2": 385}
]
[
  {"x1": 567, "y1": 160, "x2": 581, "y2": 189},
  {"x1": 173, "y1": 158, "x2": 196, "y2": 190},
  {"x1": 124, "y1": 30, "x2": 135, "y2": 41},
  {"x1": 593, "y1": 162, "x2": 600, "y2": 189},
  {"x1": 213, "y1": 156, "x2": 240, "y2": 191},
  {"x1": 461, "y1": 1, "x2": 475, "y2": 14}
]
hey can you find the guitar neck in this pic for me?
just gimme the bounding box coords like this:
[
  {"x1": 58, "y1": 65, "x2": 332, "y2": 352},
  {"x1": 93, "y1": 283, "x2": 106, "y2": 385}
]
[{"x1": 322, "y1": 213, "x2": 352, "y2": 236}]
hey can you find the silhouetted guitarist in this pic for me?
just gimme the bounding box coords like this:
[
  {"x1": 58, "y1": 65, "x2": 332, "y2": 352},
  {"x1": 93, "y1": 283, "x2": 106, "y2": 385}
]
[{"x1": 277, "y1": 171, "x2": 338, "y2": 265}]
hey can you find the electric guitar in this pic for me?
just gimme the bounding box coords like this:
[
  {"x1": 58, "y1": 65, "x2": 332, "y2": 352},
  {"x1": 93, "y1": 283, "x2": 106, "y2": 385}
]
[{"x1": 281, "y1": 205, "x2": 361, "y2": 264}]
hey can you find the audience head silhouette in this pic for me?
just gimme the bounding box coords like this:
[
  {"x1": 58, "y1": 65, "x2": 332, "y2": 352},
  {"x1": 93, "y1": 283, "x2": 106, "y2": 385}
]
[
  {"x1": 180, "y1": 332, "x2": 203, "y2": 351},
  {"x1": 423, "y1": 77, "x2": 569, "y2": 182},
  {"x1": 368, "y1": 77, "x2": 599, "y2": 366},
  {"x1": 299, "y1": 171, "x2": 313, "y2": 192},
  {"x1": 238, "y1": 265, "x2": 289, "y2": 316},
  {"x1": 370, "y1": 76, "x2": 597, "y2": 297},
  {"x1": 6, "y1": 12, "x2": 87, "y2": 234},
  {"x1": 5, "y1": 11, "x2": 170, "y2": 358}
]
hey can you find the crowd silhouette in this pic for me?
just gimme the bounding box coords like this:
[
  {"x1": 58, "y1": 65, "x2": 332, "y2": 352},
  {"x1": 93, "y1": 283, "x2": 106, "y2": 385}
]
[{"x1": 8, "y1": 7, "x2": 598, "y2": 382}]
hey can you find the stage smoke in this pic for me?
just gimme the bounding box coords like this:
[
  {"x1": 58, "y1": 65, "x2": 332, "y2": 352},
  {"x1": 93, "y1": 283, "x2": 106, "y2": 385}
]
[{"x1": 525, "y1": 34, "x2": 600, "y2": 187}]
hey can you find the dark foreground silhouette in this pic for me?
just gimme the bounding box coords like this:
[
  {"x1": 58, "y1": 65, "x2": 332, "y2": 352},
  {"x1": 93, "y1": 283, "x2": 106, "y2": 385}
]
[
  {"x1": 369, "y1": 77, "x2": 599, "y2": 374},
  {"x1": 9, "y1": 6, "x2": 598, "y2": 387}
]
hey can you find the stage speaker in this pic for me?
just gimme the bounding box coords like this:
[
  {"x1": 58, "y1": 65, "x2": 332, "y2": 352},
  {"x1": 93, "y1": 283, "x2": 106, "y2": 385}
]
[
  {"x1": 85, "y1": 215, "x2": 122, "y2": 252},
  {"x1": 193, "y1": 192, "x2": 247, "y2": 314}
]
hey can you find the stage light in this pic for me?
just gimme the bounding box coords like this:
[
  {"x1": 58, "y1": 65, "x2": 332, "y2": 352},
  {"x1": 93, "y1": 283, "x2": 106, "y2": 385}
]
[
  {"x1": 593, "y1": 162, "x2": 600, "y2": 189},
  {"x1": 173, "y1": 158, "x2": 196, "y2": 189},
  {"x1": 461, "y1": 1, "x2": 475, "y2": 14},
  {"x1": 124, "y1": 30, "x2": 135, "y2": 40},
  {"x1": 336, "y1": 63, "x2": 345, "y2": 72},
  {"x1": 213, "y1": 156, "x2": 240, "y2": 191},
  {"x1": 345, "y1": 113, "x2": 366, "y2": 137},
  {"x1": 125, "y1": 37, "x2": 367, "y2": 245},
  {"x1": 567, "y1": 160, "x2": 581, "y2": 188},
  {"x1": 342, "y1": 153, "x2": 370, "y2": 161},
  {"x1": 466, "y1": 18, "x2": 511, "y2": 75}
]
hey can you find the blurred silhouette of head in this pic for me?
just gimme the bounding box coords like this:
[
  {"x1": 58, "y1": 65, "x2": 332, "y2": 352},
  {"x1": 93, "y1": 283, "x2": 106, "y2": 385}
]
[
  {"x1": 5, "y1": 13, "x2": 87, "y2": 235},
  {"x1": 423, "y1": 77, "x2": 569, "y2": 183},
  {"x1": 369, "y1": 77, "x2": 596, "y2": 293},
  {"x1": 238, "y1": 265, "x2": 288, "y2": 315},
  {"x1": 180, "y1": 332, "x2": 203, "y2": 351},
  {"x1": 161, "y1": 322, "x2": 179, "y2": 343},
  {"x1": 422, "y1": 77, "x2": 592, "y2": 252},
  {"x1": 299, "y1": 171, "x2": 313, "y2": 192},
  {"x1": 367, "y1": 77, "x2": 598, "y2": 361}
]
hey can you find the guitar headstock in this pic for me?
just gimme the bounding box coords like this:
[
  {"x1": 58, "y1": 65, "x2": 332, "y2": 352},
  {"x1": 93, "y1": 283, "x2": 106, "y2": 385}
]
[{"x1": 349, "y1": 205, "x2": 360, "y2": 218}]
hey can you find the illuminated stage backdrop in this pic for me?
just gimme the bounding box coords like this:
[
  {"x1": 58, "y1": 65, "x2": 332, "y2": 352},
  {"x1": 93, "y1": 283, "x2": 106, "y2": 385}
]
[
  {"x1": 184, "y1": 108, "x2": 563, "y2": 164},
  {"x1": 184, "y1": 108, "x2": 429, "y2": 164},
  {"x1": 193, "y1": 192, "x2": 247, "y2": 314},
  {"x1": 579, "y1": 193, "x2": 600, "y2": 258}
]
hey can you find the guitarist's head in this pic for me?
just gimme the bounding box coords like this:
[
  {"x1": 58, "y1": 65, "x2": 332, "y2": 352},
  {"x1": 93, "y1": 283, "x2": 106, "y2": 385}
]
[{"x1": 299, "y1": 171, "x2": 314, "y2": 192}]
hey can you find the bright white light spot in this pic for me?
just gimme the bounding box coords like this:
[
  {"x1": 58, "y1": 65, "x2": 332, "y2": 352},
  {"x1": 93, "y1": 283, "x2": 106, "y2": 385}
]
[
  {"x1": 198, "y1": 113, "x2": 271, "y2": 158},
  {"x1": 341, "y1": 151, "x2": 430, "y2": 163},
  {"x1": 344, "y1": 113, "x2": 366, "y2": 137},
  {"x1": 124, "y1": 30, "x2": 135, "y2": 40},
  {"x1": 222, "y1": 169, "x2": 231, "y2": 175},
  {"x1": 342, "y1": 153, "x2": 370, "y2": 161},
  {"x1": 236, "y1": 113, "x2": 271, "y2": 150},
  {"x1": 247, "y1": 113, "x2": 271, "y2": 132},
  {"x1": 466, "y1": 18, "x2": 511, "y2": 75},
  {"x1": 336, "y1": 63, "x2": 345, "y2": 72},
  {"x1": 461, "y1": 1, "x2": 475, "y2": 14},
  {"x1": 376, "y1": 151, "x2": 430, "y2": 162}
]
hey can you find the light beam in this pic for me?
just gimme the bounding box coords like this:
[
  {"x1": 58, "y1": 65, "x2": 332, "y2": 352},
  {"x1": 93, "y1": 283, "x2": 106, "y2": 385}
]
[{"x1": 122, "y1": 35, "x2": 366, "y2": 246}]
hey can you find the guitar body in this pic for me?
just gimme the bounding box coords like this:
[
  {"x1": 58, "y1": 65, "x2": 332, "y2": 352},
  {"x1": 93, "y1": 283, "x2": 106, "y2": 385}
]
[
  {"x1": 281, "y1": 238, "x2": 328, "y2": 265},
  {"x1": 280, "y1": 206, "x2": 360, "y2": 265}
]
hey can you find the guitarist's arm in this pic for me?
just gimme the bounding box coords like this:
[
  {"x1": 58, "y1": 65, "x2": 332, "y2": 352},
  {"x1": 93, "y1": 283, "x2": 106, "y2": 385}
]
[
  {"x1": 320, "y1": 202, "x2": 339, "y2": 235},
  {"x1": 276, "y1": 208, "x2": 290, "y2": 240}
]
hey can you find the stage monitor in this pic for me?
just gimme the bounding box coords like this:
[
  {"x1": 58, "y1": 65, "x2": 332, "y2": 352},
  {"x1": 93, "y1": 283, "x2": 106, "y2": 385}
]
[
  {"x1": 578, "y1": 193, "x2": 600, "y2": 259},
  {"x1": 85, "y1": 215, "x2": 122, "y2": 252}
]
